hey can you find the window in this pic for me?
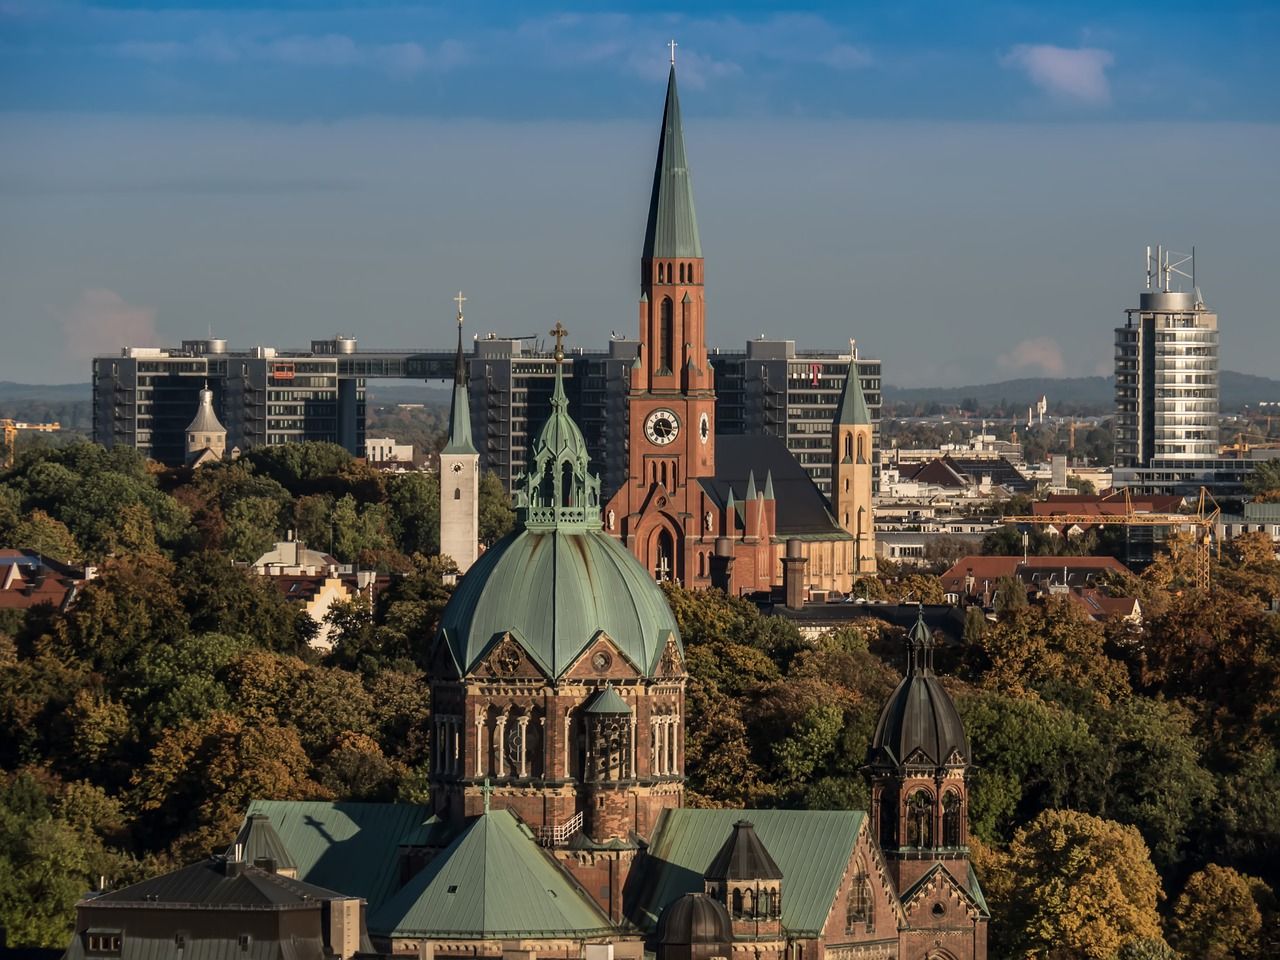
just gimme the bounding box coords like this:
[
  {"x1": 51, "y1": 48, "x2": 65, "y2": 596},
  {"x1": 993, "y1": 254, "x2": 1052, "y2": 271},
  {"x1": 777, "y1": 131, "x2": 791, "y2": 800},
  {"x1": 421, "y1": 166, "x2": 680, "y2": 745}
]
[
  {"x1": 942, "y1": 791, "x2": 962, "y2": 847},
  {"x1": 659, "y1": 297, "x2": 674, "y2": 371},
  {"x1": 906, "y1": 790, "x2": 933, "y2": 847},
  {"x1": 86, "y1": 934, "x2": 122, "y2": 955},
  {"x1": 846, "y1": 873, "x2": 872, "y2": 931},
  {"x1": 453, "y1": 487, "x2": 461, "y2": 500},
  {"x1": 731, "y1": 888, "x2": 744, "y2": 917}
]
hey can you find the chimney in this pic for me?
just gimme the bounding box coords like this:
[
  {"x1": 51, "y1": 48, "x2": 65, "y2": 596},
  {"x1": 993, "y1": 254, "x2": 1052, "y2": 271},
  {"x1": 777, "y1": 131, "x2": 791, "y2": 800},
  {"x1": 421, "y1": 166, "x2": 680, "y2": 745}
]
[
  {"x1": 781, "y1": 539, "x2": 808, "y2": 610},
  {"x1": 709, "y1": 537, "x2": 736, "y2": 593}
]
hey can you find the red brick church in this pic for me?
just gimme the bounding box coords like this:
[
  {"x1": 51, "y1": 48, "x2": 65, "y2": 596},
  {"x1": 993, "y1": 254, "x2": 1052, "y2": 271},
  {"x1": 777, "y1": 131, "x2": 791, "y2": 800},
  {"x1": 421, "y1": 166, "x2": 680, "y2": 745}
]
[{"x1": 603, "y1": 63, "x2": 875, "y2": 596}]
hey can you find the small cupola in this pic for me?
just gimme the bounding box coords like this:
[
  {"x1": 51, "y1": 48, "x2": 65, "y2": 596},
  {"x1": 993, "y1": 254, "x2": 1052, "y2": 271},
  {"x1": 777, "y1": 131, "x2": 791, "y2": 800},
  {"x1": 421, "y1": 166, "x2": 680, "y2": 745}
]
[{"x1": 704, "y1": 819, "x2": 783, "y2": 926}]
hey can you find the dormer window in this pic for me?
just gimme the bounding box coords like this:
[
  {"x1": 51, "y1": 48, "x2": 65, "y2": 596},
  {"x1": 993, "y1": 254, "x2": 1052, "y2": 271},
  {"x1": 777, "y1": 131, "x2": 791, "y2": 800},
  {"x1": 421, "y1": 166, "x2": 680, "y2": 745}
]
[{"x1": 85, "y1": 932, "x2": 122, "y2": 955}]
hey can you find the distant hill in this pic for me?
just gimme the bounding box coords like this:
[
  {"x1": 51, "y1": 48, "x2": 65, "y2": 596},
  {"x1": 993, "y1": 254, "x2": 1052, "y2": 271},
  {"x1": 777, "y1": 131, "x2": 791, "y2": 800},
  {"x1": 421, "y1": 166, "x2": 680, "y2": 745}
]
[
  {"x1": 0, "y1": 381, "x2": 91, "y2": 403},
  {"x1": 883, "y1": 371, "x2": 1280, "y2": 414},
  {"x1": 0, "y1": 381, "x2": 93, "y2": 432}
]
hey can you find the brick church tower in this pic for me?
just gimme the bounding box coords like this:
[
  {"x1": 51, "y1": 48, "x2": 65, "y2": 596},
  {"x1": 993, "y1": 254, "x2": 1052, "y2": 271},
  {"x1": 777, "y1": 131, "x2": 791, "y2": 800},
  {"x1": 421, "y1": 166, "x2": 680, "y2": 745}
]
[{"x1": 604, "y1": 60, "x2": 716, "y2": 585}]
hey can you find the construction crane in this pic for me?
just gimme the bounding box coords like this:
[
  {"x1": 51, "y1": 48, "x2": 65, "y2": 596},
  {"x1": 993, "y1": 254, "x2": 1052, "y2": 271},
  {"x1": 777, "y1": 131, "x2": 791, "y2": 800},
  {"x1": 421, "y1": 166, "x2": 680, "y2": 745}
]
[
  {"x1": 1220, "y1": 431, "x2": 1280, "y2": 456},
  {"x1": 1, "y1": 419, "x2": 61, "y2": 469},
  {"x1": 1001, "y1": 486, "x2": 1221, "y2": 591}
]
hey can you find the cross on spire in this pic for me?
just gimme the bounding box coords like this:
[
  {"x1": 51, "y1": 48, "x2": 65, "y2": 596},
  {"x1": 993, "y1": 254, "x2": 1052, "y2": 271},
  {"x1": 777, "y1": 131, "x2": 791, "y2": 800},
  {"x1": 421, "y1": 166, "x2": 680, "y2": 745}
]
[
  {"x1": 668, "y1": 38, "x2": 678, "y2": 65},
  {"x1": 550, "y1": 321, "x2": 568, "y2": 362},
  {"x1": 453, "y1": 290, "x2": 466, "y2": 325}
]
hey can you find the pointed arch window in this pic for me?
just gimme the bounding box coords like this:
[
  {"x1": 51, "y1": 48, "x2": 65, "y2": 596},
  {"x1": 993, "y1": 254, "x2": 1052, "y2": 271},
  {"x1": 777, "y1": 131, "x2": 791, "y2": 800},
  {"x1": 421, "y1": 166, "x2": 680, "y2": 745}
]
[
  {"x1": 844, "y1": 434, "x2": 853, "y2": 460},
  {"x1": 857, "y1": 434, "x2": 866, "y2": 463},
  {"x1": 657, "y1": 262, "x2": 665, "y2": 283},
  {"x1": 942, "y1": 791, "x2": 963, "y2": 847},
  {"x1": 846, "y1": 871, "x2": 872, "y2": 931},
  {"x1": 655, "y1": 529, "x2": 675, "y2": 583},
  {"x1": 659, "y1": 297, "x2": 674, "y2": 372},
  {"x1": 906, "y1": 790, "x2": 933, "y2": 847}
]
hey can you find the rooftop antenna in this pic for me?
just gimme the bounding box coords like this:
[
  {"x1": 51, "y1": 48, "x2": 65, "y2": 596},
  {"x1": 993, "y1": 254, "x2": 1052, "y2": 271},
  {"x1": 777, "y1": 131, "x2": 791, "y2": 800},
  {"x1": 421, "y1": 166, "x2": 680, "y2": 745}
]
[{"x1": 1146, "y1": 245, "x2": 1153, "y2": 290}]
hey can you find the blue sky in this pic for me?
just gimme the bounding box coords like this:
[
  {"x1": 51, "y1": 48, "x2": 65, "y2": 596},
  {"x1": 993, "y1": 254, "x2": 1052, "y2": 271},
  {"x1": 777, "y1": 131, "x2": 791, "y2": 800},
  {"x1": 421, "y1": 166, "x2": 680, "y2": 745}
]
[{"x1": 2, "y1": 2, "x2": 1279, "y2": 384}]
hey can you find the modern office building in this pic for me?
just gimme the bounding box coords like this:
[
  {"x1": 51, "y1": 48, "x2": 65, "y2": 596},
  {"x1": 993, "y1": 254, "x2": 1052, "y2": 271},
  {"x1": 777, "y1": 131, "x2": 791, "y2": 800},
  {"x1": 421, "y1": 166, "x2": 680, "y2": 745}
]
[
  {"x1": 94, "y1": 336, "x2": 880, "y2": 491},
  {"x1": 93, "y1": 338, "x2": 367, "y2": 464},
  {"x1": 1114, "y1": 246, "x2": 1219, "y2": 469}
]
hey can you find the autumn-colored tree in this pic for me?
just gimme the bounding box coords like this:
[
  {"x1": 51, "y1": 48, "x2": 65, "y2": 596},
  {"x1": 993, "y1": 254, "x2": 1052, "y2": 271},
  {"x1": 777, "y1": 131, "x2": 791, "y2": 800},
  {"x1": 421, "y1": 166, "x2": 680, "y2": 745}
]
[
  {"x1": 316, "y1": 731, "x2": 408, "y2": 801},
  {"x1": 967, "y1": 595, "x2": 1130, "y2": 704},
  {"x1": 1003, "y1": 809, "x2": 1165, "y2": 960},
  {"x1": 1168, "y1": 864, "x2": 1267, "y2": 960},
  {"x1": 132, "y1": 712, "x2": 327, "y2": 857}
]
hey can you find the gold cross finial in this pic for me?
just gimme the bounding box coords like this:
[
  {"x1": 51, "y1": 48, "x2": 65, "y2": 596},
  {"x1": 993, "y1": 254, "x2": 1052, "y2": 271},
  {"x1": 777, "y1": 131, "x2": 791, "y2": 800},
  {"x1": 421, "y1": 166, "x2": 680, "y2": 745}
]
[
  {"x1": 668, "y1": 38, "x2": 677, "y2": 66},
  {"x1": 550, "y1": 321, "x2": 568, "y2": 362},
  {"x1": 453, "y1": 290, "x2": 466, "y2": 326}
]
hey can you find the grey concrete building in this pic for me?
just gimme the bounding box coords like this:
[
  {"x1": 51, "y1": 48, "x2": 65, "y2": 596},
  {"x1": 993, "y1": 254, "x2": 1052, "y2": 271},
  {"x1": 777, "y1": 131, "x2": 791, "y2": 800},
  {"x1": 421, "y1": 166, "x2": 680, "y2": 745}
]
[{"x1": 93, "y1": 336, "x2": 880, "y2": 494}]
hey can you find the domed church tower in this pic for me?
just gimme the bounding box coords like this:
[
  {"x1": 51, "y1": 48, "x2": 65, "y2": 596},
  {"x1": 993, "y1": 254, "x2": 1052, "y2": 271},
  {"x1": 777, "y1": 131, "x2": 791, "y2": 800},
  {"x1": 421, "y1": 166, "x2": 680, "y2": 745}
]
[
  {"x1": 867, "y1": 610, "x2": 971, "y2": 894},
  {"x1": 428, "y1": 323, "x2": 687, "y2": 921}
]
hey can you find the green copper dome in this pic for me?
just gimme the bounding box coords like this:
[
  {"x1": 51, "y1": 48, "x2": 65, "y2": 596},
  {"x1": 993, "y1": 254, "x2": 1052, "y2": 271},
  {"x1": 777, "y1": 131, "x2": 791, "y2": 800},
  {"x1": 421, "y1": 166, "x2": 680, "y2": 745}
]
[{"x1": 437, "y1": 331, "x2": 681, "y2": 679}]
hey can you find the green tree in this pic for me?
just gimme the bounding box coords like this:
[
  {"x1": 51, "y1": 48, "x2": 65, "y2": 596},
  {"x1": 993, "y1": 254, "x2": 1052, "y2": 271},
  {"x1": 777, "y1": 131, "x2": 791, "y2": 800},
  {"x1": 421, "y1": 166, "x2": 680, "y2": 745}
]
[
  {"x1": 222, "y1": 495, "x2": 285, "y2": 561},
  {"x1": 1245, "y1": 459, "x2": 1280, "y2": 499},
  {"x1": 478, "y1": 470, "x2": 515, "y2": 546},
  {"x1": 386, "y1": 470, "x2": 439, "y2": 555}
]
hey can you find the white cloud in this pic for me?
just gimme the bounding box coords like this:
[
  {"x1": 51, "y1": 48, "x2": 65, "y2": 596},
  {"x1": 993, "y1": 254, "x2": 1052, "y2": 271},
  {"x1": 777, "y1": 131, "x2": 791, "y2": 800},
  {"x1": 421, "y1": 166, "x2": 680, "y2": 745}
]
[
  {"x1": 997, "y1": 337, "x2": 1066, "y2": 377},
  {"x1": 56, "y1": 289, "x2": 158, "y2": 366},
  {"x1": 110, "y1": 32, "x2": 468, "y2": 78},
  {"x1": 1002, "y1": 44, "x2": 1114, "y2": 104}
]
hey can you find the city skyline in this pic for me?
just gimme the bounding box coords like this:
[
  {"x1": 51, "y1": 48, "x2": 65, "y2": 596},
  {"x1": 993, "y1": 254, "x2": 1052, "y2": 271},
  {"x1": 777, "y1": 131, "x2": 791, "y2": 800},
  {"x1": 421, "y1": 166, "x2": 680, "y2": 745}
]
[{"x1": 2, "y1": 2, "x2": 1278, "y2": 384}]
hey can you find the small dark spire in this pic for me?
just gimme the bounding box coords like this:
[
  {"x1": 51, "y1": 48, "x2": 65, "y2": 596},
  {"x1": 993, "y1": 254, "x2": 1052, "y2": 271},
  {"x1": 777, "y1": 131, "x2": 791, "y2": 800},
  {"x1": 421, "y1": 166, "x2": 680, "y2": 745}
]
[{"x1": 907, "y1": 604, "x2": 935, "y2": 675}]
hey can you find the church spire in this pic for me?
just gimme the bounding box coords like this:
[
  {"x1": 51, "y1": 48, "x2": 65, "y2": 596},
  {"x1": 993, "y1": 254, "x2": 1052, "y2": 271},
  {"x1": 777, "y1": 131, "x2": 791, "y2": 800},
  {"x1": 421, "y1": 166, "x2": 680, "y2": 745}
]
[
  {"x1": 835, "y1": 349, "x2": 871, "y2": 427},
  {"x1": 643, "y1": 62, "x2": 702, "y2": 259},
  {"x1": 443, "y1": 292, "x2": 477, "y2": 455}
]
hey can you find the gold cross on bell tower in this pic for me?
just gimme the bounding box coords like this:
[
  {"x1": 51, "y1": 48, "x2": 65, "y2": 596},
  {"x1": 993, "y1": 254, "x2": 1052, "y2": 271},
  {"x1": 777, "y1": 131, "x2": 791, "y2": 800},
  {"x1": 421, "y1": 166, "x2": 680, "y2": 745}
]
[{"x1": 550, "y1": 321, "x2": 568, "y2": 362}]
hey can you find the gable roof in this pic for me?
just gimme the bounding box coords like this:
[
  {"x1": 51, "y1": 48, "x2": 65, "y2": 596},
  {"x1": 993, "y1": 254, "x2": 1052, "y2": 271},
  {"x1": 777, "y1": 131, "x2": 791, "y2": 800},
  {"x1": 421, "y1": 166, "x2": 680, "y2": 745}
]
[
  {"x1": 630, "y1": 808, "x2": 864, "y2": 937},
  {"x1": 899, "y1": 862, "x2": 989, "y2": 920},
  {"x1": 939, "y1": 555, "x2": 1130, "y2": 594},
  {"x1": 370, "y1": 810, "x2": 614, "y2": 939},
  {"x1": 245, "y1": 800, "x2": 448, "y2": 915},
  {"x1": 701, "y1": 435, "x2": 851, "y2": 541}
]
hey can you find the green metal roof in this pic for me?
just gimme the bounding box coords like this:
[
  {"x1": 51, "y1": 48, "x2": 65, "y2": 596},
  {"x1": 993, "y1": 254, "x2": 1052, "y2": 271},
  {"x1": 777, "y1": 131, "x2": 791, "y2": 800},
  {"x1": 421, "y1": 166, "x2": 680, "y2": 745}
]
[
  {"x1": 442, "y1": 322, "x2": 477, "y2": 455},
  {"x1": 584, "y1": 684, "x2": 632, "y2": 714},
  {"x1": 371, "y1": 810, "x2": 615, "y2": 939},
  {"x1": 835, "y1": 359, "x2": 872, "y2": 427},
  {"x1": 245, "y1": 801, "x2": 448, "y2": 914},
  {"x1": 631, "y1": 808, "x2": 865, "y2": 937},
  {"x1": 643, "y1": 66, "x2": 702, "y2": 260},
  {"x1": 438, "y1": 525, "x2": 681, "y2": 678}
]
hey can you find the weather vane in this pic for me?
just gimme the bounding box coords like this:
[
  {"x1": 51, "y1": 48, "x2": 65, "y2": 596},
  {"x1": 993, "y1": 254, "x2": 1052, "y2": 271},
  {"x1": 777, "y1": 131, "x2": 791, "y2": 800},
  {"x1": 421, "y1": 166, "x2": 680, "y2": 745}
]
[{"x1": 669, "y1": 39, "x2": 677, "y2": 66}]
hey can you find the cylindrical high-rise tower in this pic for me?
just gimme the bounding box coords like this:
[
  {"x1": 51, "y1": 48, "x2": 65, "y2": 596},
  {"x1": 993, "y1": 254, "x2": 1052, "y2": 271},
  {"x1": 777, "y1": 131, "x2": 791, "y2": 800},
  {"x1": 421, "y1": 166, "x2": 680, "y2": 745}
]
[{"x1": 1114, "y1": 246, "x2": 1219, "y2": 468}]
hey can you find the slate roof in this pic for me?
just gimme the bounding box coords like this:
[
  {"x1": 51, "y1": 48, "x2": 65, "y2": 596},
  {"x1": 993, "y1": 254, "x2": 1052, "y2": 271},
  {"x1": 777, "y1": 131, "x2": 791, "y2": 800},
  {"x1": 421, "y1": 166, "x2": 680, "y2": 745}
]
[
  {"x1": 86, "y1": 857, "x2": 346, "y2": 909},
  {"x1": 705, "y1": 820, "x2": 783, "y2": 881},
  {"x1": 229, "y1": 812, "x2": 298, "y2": 873},
  {"x1": 371, "y1": 810, "x2": 615, "y2": 939},
  {"x1": 244, "y1": 801, "x2": 447, "y2": 915},
  {"x1": 643, "y1": 65, "x2": 702, "y2": 259},
  {"x1": 443, "y1": 322, "x2": 477, "y2": 456},
  {"x1": 437, "y1": 527, "x2": 682, "y2": 679},
  {"x1": 700, "y1": 435, "x2": 851, "y2": 541},
  {"x1": 629, "y1": 808, "x2": 865, "y2": 937}
]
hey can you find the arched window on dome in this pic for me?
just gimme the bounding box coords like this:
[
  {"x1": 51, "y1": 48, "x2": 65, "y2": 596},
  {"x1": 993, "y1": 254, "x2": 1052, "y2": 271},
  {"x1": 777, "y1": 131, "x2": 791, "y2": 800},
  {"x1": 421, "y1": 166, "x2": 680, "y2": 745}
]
[
  {"x1": 731, "y1": 888, "x2": 744, "y2": 919},
  {"x1": 561, "y1": 459, "x2": 575, "y2": 507},
  {"x1": 906, "y1": 790, "x2": 933, "y2": 847},
  {"x1": 758, "y1": 888, "x2": 773, "y2": 918},
  {"x1": 942, "y1": 791, "x2": 962, "y2": 847}
]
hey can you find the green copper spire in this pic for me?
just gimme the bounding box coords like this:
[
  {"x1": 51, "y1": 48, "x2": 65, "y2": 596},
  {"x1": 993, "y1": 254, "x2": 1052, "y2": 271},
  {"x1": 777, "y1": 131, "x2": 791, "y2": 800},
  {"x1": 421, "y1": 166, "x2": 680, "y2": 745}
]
[
  {"x1": 835, "y1": 355, "x2": 872, "y2": 427},
  {"x1": 443, "y1": 293, "x2": 477, "y2": 455},
  {"x1": 643, "y1": 64, "x2": 702, "y2": 259},
  {"x1": 513, "y1": 323, "x2": 602, "y2": 531}
]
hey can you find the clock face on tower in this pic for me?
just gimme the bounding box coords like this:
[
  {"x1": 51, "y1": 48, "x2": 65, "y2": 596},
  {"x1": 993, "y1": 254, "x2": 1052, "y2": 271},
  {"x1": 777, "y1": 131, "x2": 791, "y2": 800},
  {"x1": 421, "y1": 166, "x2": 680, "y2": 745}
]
[{"x1": 644, "y1": 409, "x2": 680, "y2": 445}]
